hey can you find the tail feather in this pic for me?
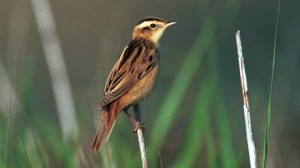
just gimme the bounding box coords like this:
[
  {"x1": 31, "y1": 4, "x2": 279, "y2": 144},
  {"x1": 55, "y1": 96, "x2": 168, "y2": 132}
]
[{"x1": 91, "y1": 109, "x2": 120, "y2": 152}]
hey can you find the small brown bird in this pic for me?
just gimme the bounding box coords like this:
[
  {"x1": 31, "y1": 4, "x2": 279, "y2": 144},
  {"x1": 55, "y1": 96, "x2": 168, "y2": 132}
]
[{"x1": 91, "y1": 17, "x2": 176, "y2": 152}]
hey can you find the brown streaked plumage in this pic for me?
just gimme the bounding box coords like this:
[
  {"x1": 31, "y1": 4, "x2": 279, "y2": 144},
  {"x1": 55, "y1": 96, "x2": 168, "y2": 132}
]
[{"x1": 91, "y1": 17, "x2": 176, "y2": 152}]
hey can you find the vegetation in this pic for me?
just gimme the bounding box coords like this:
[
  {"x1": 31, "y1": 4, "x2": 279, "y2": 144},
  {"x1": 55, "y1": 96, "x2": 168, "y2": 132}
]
[{"x1": 0, "y1": 0, "x2": 296, "y2": 167}]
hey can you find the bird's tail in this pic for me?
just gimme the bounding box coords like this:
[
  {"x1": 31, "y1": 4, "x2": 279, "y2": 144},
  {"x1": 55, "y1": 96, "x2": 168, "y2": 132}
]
[{"x1": 90, "y1": 105, "x2": 120, "y2": 152}]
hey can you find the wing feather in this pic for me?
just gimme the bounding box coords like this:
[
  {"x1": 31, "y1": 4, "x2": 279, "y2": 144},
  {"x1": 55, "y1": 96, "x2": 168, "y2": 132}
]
[{"x1": 101, "y1": 39, "x2": 158, "y2": 107}]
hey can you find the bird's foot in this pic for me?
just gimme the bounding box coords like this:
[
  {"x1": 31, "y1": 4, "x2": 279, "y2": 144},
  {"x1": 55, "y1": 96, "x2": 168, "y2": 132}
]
[{"x1": 133, "y1": 121, "x2": 145, "y2": 133}]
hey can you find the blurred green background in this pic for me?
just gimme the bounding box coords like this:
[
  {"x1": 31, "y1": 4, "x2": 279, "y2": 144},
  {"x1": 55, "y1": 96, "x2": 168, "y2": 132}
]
[{"x1": 1, "y1": 0, "x2": 299, "y2": 167}]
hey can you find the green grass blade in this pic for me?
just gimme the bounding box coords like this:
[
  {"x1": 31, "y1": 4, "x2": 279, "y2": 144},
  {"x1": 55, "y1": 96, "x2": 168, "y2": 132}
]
[
  {"x1": 206, "y1": 125, "x2": 217, "y2": 168},
  {"x1": 262, "y1": 1, "x2": 280, "y2": 167},
  {"x1": 172, "y1": 74, "x2": 218, "y2": 168},
  {"x1": 217, "y1": 96, "x2": 237, "y2": 168}
]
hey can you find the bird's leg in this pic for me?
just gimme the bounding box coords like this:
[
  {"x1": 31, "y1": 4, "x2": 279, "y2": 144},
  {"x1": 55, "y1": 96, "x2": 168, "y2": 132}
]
[
  {"x1": 133, "y1": 103, "x2": 145, "y2": 133},
  {"x1": 123, "y1": 105, "x2": 145, "y2": 133},
  {"x1": 124, "y1": 108, "x2": 138, "y2": 125}
]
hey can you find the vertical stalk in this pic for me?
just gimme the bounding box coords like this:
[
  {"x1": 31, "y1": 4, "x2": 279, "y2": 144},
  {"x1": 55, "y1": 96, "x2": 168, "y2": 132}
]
[{"x1": 235, "y1": 30, "x2": 257, "y2": 168}]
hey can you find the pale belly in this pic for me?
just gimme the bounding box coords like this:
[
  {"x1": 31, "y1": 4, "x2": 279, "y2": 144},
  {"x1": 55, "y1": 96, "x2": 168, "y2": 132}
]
[{"x1": 119, "y1": 65, "x2": 158, "y2": 108}]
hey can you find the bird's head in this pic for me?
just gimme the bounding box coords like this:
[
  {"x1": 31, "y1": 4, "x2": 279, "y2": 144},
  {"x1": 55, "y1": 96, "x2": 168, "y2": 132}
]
[{"x1": 132, "y1": 17, "x2": 176, "y2": 43}]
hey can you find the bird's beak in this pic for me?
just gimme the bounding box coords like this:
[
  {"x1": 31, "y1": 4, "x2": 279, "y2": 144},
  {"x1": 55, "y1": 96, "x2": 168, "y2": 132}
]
[{"x1": 165, "y1": 21, "x2": 177, "y2": 28}]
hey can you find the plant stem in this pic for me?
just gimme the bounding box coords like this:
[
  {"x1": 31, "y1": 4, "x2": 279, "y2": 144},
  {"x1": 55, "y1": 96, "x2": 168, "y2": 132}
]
[
  {"x1": 134, "y1": 104, "x2": 149, "y2": 168},
  {"x1": 235, "y1": 30, "x2": 257, "y2": 168}
]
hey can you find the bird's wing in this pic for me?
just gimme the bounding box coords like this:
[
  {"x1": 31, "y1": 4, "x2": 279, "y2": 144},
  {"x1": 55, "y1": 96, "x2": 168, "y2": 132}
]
[{"x1": 100, "y1": 39, "x2": 158, "y2": 107}]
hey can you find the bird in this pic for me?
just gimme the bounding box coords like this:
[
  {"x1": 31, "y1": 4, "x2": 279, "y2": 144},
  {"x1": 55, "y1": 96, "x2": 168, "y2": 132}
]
[{"x1": 91, "y1": 17, "x2": 176, "y2": 152}]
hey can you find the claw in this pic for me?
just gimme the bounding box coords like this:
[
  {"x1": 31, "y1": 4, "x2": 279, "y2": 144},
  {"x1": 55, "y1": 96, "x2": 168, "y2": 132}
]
[{"x1": 133, "y1": 122, "x2": 145, "y2": 133}]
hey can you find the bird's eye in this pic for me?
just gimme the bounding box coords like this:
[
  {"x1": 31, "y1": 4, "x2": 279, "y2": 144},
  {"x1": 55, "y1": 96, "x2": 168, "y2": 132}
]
[{"x1": 150, "y1": 24, "x2": 156, "y2": 29}]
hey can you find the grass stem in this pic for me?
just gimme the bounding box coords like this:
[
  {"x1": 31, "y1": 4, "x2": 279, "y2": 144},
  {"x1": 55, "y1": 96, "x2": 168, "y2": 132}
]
[{"x1": 235, "y1": 30, "x2": 257, "y2": 168}]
